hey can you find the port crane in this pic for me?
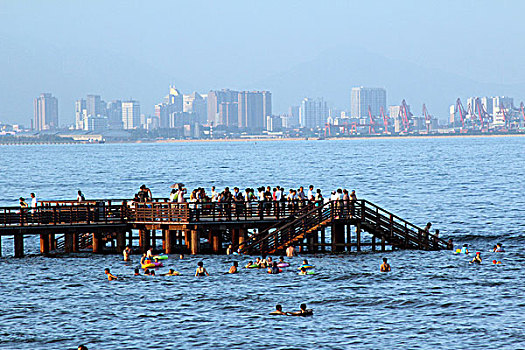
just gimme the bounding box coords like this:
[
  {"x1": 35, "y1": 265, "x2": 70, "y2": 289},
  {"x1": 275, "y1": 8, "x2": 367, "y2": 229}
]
[
  {"x1": 397, "y1": 100, "x2": 412, "y2": 133},
  {"x1": 422, "y1": 104, "x2": 431, "y2": 134},
  {"x1": 380, "y1": 106, "x2": 389, "y2": 134},
  {"x1": 454, "y1": 98, "x2": 468, "y2": 132},
  {"x1": 367, "y1": 106, "x2": 377, "y2": 134}
]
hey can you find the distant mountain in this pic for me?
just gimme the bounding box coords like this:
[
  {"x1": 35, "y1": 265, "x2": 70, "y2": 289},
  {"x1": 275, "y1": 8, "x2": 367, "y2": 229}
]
[{"x1": 256, "y1": 45, "x2": 525, "y2": 120}]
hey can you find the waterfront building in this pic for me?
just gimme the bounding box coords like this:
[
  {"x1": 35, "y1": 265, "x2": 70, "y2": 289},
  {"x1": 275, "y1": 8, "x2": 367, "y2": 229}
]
[
  {"x1": 87, "y1": 95, "x2": 105, "y2": 117},
  {"x1": 299, "y1": 97, "x2": 328, "y2": 128},
  {"x1": 207, "y1": 89, "x2": 239, "y2": 126},
  {"x1": 350, "y1": 87, "x2": 386, "y2": 118},
  {"x1": 122, "y1": 100, "x2": 140, "y2": 129},
  {"x1": 155, "y1": 86, "x2": 184, "y2": 128},
  {"x1": 266, "y1": 115, "x2": 282, "y2": 132},
  {"x1": 238, "y1": 91, "x2": 271, "y2": 129},
  {"x1": 106, "y1": 100, "x2": 123, "y2": 129},
  {"x1": 75, "y1": 99, "x2": 87, "y2": 130},
  {"x1": 34, "y1": 93, "x2": 58, "y2": 131},
  {"x1": 183, "y1": 92, "x2": 207, "y2": 125}
]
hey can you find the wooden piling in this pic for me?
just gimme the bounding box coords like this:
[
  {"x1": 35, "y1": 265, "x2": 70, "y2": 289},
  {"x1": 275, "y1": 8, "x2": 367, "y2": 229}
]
[
  {"x1": 190, "y1": 228, "x2": 199, "y2": 255},
  {"x1": 64, "y1": 233, "x2": 74, "y2": 253},
  {"x1": 139, "y1": 229, "x2": 150, "y2": 253},
  {"x1": 40, "y1": 234, "x2": 49, "y2": 254},
  {"x1": 372, "y1": 235, "x2": 376, "y2": 251},
  {"x1": 48, "y1": 233, "x2": 56, "y2": 251},
  {"x1": 212, "y1": 230, "x2": 221, "y2": 254},
  {"x1": 92, "y1": 232, "x2": 103, "y2": 253},
  {"x1": 164, "y1": 230, "x2": 174, "y2": 254},
  {"x1": 116, "y1": 231, "x2": 126, "y2": 253},
  {"x1": 346, "y1": 224, "x2": 352, "y2": 252},
  {"x1": 356, "y1": 223, "x2": 361, "y2": 252},
  {"x1": 14, "y1": 233, "x2": 24, "y2": 258}
]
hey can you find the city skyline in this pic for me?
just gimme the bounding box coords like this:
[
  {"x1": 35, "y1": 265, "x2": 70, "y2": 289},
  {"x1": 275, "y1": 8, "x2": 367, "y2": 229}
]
[{"x1": 2, "y1": 1, "x2": 525, "y2": 125}]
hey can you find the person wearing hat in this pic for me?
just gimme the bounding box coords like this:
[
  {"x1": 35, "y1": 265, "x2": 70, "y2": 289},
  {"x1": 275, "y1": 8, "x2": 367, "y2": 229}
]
[
  {"x1": 460, "y1": 244, "x2": 469, "y2": 254},
  {"x1": 470, "y1": 252, "x2": 482, "y2": 264}
]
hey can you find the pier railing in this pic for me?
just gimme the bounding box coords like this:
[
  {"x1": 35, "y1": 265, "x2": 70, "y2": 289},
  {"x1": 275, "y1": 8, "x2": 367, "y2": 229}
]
[
  {"x1": 0, "y1": 204, "x2": 126, "y2": 228},
  {"x1": 240, "y1": 199, "x2": 451, "y2": 254}
]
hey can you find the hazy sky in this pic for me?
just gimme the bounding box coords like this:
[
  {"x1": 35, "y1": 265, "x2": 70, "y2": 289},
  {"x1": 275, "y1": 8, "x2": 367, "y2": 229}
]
[{"x1": 1, "y1": 0, "x2": 524, "y2": 125}]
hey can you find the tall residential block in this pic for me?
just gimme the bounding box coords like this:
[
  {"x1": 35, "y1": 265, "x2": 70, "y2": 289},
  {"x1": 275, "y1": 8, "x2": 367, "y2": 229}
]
[
  {"x1": 207, "y1": 89, "x2": 239, "y2": 126},
  {"x1": 351, "y1": 87, "x2": 387, "y2": 118},
  {"x1": 34, "y1": 93, "x2": 58, "y2": 131},
  {"x1": 183, "y1": 92, "x2": 207, "y2": 124},
  {"x1": 122, "y1": 100, "x2": 141, "y2": 129},
  {"x1": 238, "y1": 91, "x2": 272, "y2": 129},
  {"x1": 155, "y1": 86, "x2": 184, "y2": 128},
  {"x1": 299, "y1": 98, "x2": 328, "y2": 128}
]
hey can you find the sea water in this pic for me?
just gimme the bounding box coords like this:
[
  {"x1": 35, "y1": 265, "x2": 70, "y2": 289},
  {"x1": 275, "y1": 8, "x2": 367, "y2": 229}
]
[{"x1": 0, "y1": 137, "x2": 524, "y2": 349}]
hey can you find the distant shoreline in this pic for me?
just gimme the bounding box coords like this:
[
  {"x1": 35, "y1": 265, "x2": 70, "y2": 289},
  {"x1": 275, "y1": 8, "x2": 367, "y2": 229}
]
[{"x1": 1, "y1": 132, "x2": 524, "y2": 145}]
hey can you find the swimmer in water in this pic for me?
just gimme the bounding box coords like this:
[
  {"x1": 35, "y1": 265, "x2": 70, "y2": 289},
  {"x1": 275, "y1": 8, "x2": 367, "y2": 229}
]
[
  {"x1": 254, "y1": 257, "x2": 262, "y2": 267},
  {"x1": 123, "y1": 245, "x2": 132, "y2": 261},
  {"x1": 245, "y1": 261, "x2": 254, "y2": 268},
  {"x1": 150, "y1": 270, "x2": 156, "y2": 276},
  {"x1": 268, "y1": 262, "x2": 280, "y2": 274},
  {"x1": 460, "y1": 244, "x2": 469, "y2": 254},
  {"x1": 104, "y1": 268, "x2": 118, "y2": 281},
  {"x1": 228, "y1": 261, "x2": 238, "y2": 274},
  {"x1": 269, "y1": 304, "x2": 287, "y2": 315},
  {"x1": 470, "y1": 252, "x2": 482, "y2": 264},
  {"x1": 134, "y1": 268, "x2": 140, "y2": 276},
  {"x1": 146, "y1": 248, "x2": 154, "y2": 259},
  {"x1": 278, "y1": 256, "x2": 286, "y2": 264},
  {"x1": 287, "y1": 303, "x2": 313, "y2": 316},
  {"x1": 78, "y1": 345, "x2": 88, "y2": 350},
  {"x1": 298, "y1": 267, "x2": 308, "y2": 275},
  {"x1": 140, "y1": 253, "x2": 147, "y2": 265},
  {"x1": 195, "y1": 261, "x2": 209, "y2": 276},
  {"x1": 494, "y1": 243, "x2": 505, "y2": 252},
  {"x1": 163, "y1": 269, "x2": 180, "y2": 276},
  {"x1": 302, "y1": 259, "x2": 309, "y2": 266},
  {"x1": 380, "y1": 258, "x2": 391, "y2": 272},
  {"x1": 144, "y1": 268, "x2": 151, "y2": 276}
]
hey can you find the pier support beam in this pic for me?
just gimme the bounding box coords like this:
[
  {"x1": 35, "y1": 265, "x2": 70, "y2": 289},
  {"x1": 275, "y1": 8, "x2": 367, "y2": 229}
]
[
  {"x1": 72, "y1": 233, "x2": 79, "y2": 252},
  {"x1": 372, "y1": 235, "x2": 376, "y2": 252},
  {"x1": 238, "y1": 228, "x2": 247, "y2": 250},
  {"x1": 211, "y1": 230, "x2": 221, "y2": 254},
  {"x1": 48, "y1": 234, "x2": 56, "y2": 251},
  {"x1": 116, "y1": 231, "x2": 126, "y2": 253},
  {"x1": 14, "y1": 233, "x2": 24, "y2": 258},
  {"x1": 92, "y1": 232, "x2": 103, "y2": 253},
  {"x1": 40, "y1": 234, "x2": 49, "y2": 254},
  {"x1": 320, "y1": 227, "x2": 326, "y2": 252},
  {"x1": 164, "y1": 230, "x2": 175, "y2": 254},
  {"x1": 346, "y1": 224, "x2": 352, "y2": 252},
  {"x1": 231, "y1": 228, "x2": 239, "y2": 248},
  {"x1": 64, "y1": 233, "x2": 74, "y2": 253},
  {"x1": 356, "y1": 223, "x2": 361, "y2": 252},
  {"x1": 139, "y1": 229, "x2": 150, "y2": 254},
  {"x1": 331, "y1": 223, "x2": 345, "y2": 253},
  {"x1": 190, "y1": 228, "x2": 199, "y2": 255}
]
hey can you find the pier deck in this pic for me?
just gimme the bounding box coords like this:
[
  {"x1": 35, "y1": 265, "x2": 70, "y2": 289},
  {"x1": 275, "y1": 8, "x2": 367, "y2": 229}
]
[{"x1": 0, "y1": 199, "x2": 452, "y2": 257}]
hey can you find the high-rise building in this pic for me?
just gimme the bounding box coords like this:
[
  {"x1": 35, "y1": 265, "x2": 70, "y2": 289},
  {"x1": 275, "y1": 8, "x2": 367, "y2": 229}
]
[
  {"x1": 75, "y1": 99, "x2": 87, "y2": 130},
  {"x1": 106, "y1": 100, "x2": 123, "y2": 129},
  {"x1": 155, "y1": 86, "x2": 184, "y2": 128},
  {"x1": 299, "y1": 98, "x2": 328, "y2": 128},
  {"x1": 219, "y1": 102, "x2": 238, "y2": 127},
  {"x1": 351, "y1": 87, "x2": 387, "y2": 118},
  {"x1": 86, "y1": 95, "x2": 105, "y2": 117},
  {"x1": 34, "y1": 93, "x2": 58, "y2": 131},
  {"x1": 183, "y1": 92, "x2": 207, "y2": 124},
  {"x1": 238, "y1": 91, "x2": 271, "y2": 129},
  {"x1": 207, "y1": 89, "x2": 239, "y2": 126},
  {"x1": 122, "y1": 100, "x2": 140, "y2": 129}
]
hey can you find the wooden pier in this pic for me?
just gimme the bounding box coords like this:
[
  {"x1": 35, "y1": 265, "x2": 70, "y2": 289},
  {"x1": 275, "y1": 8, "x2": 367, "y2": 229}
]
[{"x1": 0, "y1": 198, "x2": 452, "y2": 257}]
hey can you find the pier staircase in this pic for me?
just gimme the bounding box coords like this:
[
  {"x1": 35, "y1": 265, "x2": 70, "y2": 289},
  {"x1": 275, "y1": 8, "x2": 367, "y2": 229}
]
[{"x1": 240, "y1": 200, "x2": 451, "y2": 255}]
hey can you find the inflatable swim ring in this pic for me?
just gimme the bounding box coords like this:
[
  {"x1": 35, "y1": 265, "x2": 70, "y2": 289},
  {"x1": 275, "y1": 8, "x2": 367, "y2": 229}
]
[
  {"x1": 245, "y1": 264, "x2": 260, "y2": 269},
  {"x1": 277, "y1": 263, "x2": 290, "y2": 268},
  {"x1": 298, "y1": 271, "x2": 316, "y2": 275},
  {"x1": 153, "y1": 254, "x2": 168, "y2": 260},
  {"x1": 267, "y1": 269, "x2": 283, "y2": 274},
  {"x1": 141, "y1": 262, "x2": 163, "y2": 269},
  {"x1": 298, "y1": 265, "x2": 315, "y2": 270}
]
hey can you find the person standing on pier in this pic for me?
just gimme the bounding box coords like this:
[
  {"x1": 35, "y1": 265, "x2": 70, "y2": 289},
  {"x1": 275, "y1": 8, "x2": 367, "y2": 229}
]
[
  {"x1": 19, "y1": 197, "x2": 28, "y2": 208},
  {"x1": 30, "y1": 193, "x2": 37, "y2": 208},
  {"x1": 77, "y1": 190, "x2": 85, "y2": 202}
]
